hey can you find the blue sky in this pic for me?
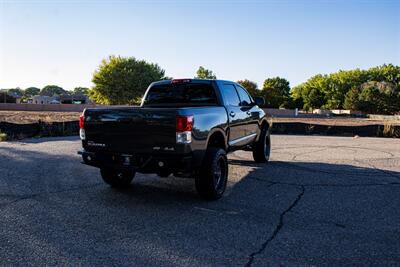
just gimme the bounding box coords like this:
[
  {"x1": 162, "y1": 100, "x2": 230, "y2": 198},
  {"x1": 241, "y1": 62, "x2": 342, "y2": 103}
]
[{"x1": 0, "y1": 0, "x2": 399, "y2": 90}]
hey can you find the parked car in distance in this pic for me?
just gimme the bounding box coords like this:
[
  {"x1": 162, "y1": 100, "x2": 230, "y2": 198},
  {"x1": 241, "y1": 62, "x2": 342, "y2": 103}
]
[{"x1": 78, "y1": 79, "x2": 271, "y2": 200}]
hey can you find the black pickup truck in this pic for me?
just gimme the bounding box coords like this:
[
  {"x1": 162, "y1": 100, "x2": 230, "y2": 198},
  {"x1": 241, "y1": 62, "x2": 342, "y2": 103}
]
[{"x1": 78, "y1": 79, "x2": 271, "y2": 200}]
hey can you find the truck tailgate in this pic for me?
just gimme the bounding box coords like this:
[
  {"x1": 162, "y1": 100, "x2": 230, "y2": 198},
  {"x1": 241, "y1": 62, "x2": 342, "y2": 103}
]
[{"x1": 83, "y1": 107, "x2": 176, "y2": 154}]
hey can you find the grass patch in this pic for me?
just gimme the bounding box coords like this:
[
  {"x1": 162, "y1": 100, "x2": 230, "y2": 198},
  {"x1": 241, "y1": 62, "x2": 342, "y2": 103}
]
[
  {"x1": 383, "y1": 122, "x2": 400, "y2": 138},
  {"x1": 0, "y1": 132, "x2": 7, "y2": 141}
]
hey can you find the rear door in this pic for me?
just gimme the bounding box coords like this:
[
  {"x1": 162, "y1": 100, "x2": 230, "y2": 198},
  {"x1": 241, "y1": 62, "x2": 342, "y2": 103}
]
[
  {"x1": 235, "y1": 84, "x2": 259, "y2": 143},
  {"x1": 220, "y1": 83, "x2": 247, "y2": 148}
]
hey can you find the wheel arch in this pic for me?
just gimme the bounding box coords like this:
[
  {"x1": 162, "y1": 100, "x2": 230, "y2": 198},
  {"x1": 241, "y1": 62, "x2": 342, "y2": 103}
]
[
  {"x1": 256, "y1": 119, "x2": 271, "y2": 142},
  {"x1": 206, "y1": 128, "x2": 228, "y2": 151}
]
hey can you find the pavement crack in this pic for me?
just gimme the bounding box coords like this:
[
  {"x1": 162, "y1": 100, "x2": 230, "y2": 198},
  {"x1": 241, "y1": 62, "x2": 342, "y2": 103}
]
[
  {"x1": 291, "y1": 148, "x2": 330, "y2": 161},
  {"x1": 245, "y1": 185, "x2": 305, "y2": 267}
]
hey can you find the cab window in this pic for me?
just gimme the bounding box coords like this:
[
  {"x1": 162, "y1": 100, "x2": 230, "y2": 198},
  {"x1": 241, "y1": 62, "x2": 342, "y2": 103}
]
[
  {"x1": 221, "y1": 84, "x2": 241, "y2": 106},
  {"x1": 235, "y1": 85, "x2": 253, "y2": 106}
]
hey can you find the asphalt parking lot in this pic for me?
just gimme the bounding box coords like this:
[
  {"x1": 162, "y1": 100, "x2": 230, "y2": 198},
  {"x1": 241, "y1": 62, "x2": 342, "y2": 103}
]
[{"x1": 0, "y1": 135, "x2": 399, "y2": 266}]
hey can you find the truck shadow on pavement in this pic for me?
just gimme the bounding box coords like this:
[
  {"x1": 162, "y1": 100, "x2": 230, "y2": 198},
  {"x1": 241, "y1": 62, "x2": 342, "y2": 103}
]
[{"x1": 0, "y1": 145, "x2": 399, "y2": 266}]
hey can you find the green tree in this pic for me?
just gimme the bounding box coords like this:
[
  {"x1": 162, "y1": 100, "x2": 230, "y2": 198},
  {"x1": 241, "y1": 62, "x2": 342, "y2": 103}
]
[
  {"x1": 261, "y1": 77, "x2": 291, "y2": 108},
  {"x1": 358, "y1": 81, "x2": 400, "y2": 114},
  {"x1": 292, "y1": 64, "x2": 400, "y2": 113},
  {"x1": 368, "y1": 64, "x2": 400, "y2": 84},
  {"x1": 343, "y1": 87, "x2": 360, "y2": 111},
  {"x1": 24, "y1": 87, "x2": 40, "y2": 97},
  {"x1": 195, "y1": 66, "x2": 217, "y2": 79},
  {"x1": 90, "y1": 55, "x2": 165, "y2": 105},
  {"x1": 346, "y1": 81, "x2": 400, "y2": 114},
  {"x1": 357, "y1": 86, "x2": 385, "y2": 114},
  {"x1": 306, "y1": 88, "x2": 326, "y2": 110},
  {"x1": 325, "y1": 69, "x2": 369, "y2": 109},
  {"x1": 40, "y1": 85, "x2": 66, "y2": 96},
  {"x1": 7, "y1": 88, "x2": 24, "y2": 97},
  {"x1": 289, "y1": 86, "x2": 304, "y2": 109},
  {"x1": 73, "y1": 87, "x2": 89, "y2": 95},
  {"x1": 237, "y1": 79, "x2": 260, "y2": 98}
]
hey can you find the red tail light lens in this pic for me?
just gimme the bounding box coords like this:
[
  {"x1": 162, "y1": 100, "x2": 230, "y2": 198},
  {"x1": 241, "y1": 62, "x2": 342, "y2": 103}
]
[
  {"x1": 176, "y1": 115, "x2": 193, "y2": 132},
  {"x1": 79, "y1": 114, "x2": 85, "y2": 129}
]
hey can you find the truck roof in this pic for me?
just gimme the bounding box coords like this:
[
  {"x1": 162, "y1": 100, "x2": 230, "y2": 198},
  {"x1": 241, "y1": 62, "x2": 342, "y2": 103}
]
[{"x1": 150, "y1": 79, "x2": 234, "y2": 86}]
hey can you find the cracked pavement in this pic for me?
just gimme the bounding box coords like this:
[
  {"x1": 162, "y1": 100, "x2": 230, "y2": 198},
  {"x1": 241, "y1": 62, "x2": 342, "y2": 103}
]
[{"x1": 0, "y1": 135, "x2": 399, "y2": 266}]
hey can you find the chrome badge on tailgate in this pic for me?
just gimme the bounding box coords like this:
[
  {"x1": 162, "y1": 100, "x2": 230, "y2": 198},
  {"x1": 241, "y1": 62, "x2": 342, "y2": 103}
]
[{"x1": 87, "y1": 141, "x2": 106, "y2": 147}]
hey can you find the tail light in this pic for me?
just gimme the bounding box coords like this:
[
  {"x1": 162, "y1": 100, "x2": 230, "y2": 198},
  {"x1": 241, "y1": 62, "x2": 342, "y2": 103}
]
[
  {"x1": 176, "y1": 115, "x2": 193, "y2": 132},
  {"x1": 176, "y1": 115, "x2": 193, "y2": 144},
  {"x1": 172, "y1": 79, "x2": 192, "y2": 84},
  {"x1": 79, "y1": 114, "x2": 85, "y2": 129},
  {"x1": 79, "y1": 114, "x2": 86, "y2": 140}
]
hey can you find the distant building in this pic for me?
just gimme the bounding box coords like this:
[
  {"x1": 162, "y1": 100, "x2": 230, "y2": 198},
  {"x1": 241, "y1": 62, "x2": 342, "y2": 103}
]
[
  {"x1": 60, "y1": 94, "x2": 90, "y2": 104},
  {"x1": 0, "y1": 92, "x2": 17, "y2": 103},
  {"x1": 31, "y1": 95, "x2": 59, "y2": 104},
  {"x1": 7, "y1": 92, "x2": 22, "y2": 103},
  {"x1": 29, "y1": 94, "x2": 90, "y2": 104}
]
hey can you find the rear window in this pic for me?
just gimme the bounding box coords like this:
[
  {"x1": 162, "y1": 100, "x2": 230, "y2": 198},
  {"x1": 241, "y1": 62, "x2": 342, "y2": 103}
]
[{"x1": 143, "y1": 82, "x2": 218, "y2": 106}]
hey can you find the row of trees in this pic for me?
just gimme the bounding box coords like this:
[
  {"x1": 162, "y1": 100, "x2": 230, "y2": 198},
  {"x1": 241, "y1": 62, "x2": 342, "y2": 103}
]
[
  {"x1": 88, "y1": 56, "x2": 292, "y2": 107},
  {"x1": 4, "y1": 55, "x2": 398, "y2": 114},
  {"x1": 89, "y1": 57, "x2": 399, "y2": 114},
  {"x1": 1, "y1": 86, "x2": 89, "y2": 102},
  {"x1": 290, "y1": 64, "x2": 400, "y2": 114},
  {"x1": 209, "y1": 64, "x2": 399, "y2": 114},
  {"x1": 237, "y1": 78, "x2": 292, "y2": 109}
]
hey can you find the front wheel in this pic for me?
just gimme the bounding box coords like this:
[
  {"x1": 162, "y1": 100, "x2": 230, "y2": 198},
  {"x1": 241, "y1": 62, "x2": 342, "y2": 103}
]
[
  {"x1": 100, "y1": 168, "x2": 135, "y2": 188},
  {"x1": 195, "y1": 148, "x2": 228, "y2": 200},
  {"x1": 252, "y1": 127, "x2": 271, "y2": 163}
]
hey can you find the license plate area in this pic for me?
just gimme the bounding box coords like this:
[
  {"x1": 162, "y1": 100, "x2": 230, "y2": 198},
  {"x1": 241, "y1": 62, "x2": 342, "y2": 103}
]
[{"x1": 112, "y1": 154, "x2": 134, "y2": 166}]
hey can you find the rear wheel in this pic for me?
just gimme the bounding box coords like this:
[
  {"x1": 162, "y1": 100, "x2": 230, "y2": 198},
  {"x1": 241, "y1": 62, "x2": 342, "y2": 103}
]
[
  {"x1": 195, "y1": 148, "x2": 228, "y2": 200},
  {"x1": 100, "y1": 168, "x2": 135, "y2": 188},
  {"x1": 252, "y1": 126, "x2": 271, "y2": 163}
]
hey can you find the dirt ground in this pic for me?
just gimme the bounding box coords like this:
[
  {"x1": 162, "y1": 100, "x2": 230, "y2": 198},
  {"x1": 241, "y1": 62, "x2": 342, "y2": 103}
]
[
  {"x1": 272, "y1": 117, "x2": 400, "y2": 126},
  {"x1": 0, "y1": 110, "x2": 399, "y2": 126},
  {"x1": 0, "y1": 111, "x2": 81, "y2": 124}
]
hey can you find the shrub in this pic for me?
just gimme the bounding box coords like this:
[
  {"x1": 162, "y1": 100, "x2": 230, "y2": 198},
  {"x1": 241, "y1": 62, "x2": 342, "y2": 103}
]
[{"x1": 0, "y1": 132, "x2": 7, "y2": 141}]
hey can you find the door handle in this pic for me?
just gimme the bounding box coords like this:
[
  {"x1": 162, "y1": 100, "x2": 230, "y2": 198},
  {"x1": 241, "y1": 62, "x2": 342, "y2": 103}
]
[{"x1": 230, "y1": 111, "x2": 236, "y2": 117}]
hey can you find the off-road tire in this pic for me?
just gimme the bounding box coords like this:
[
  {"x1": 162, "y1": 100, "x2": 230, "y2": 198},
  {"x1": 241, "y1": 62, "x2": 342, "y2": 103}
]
[
  {"x1": 195, "y1": 148, "x2": 228, "y2": 200},
  {"x1": 252, "y1": 127, "x2": 271, "y2": 163}
]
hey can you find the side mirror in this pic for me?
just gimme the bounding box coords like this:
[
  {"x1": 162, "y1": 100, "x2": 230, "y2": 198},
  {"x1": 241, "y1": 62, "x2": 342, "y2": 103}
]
[{"x1": 254, "y1": 97, "x2": 265, "y2": 107}]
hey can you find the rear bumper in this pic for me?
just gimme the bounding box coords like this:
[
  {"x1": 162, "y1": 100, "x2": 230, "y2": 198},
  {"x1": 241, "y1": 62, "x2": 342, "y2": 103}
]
[{"x1": 78, "y1": 150, "x2": 194, "y2": 174}]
